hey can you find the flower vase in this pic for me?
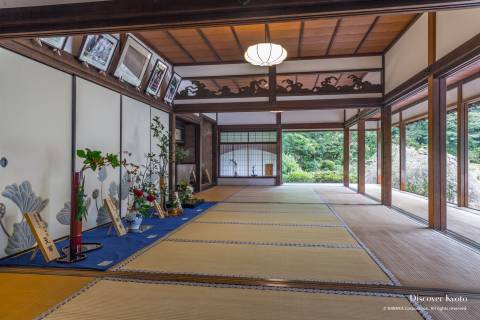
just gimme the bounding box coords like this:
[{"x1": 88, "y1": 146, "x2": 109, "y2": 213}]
[{"x1": 128, "y1": 213, "x2": 143, "y2": 232}]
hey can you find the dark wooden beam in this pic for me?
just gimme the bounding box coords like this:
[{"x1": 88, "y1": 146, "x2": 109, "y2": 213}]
[
  {"x1": 269, "y1": 66, "x2": 277, "y2": 105},
  {"x1": 297, "y1": 21, "x2": 305, "y2": 57},
  {"x1": 428, "y1": 76, "x2": 447, "y2": 231},
  {"x1": 354, "y1": 16, "x2": 379, "y2": 54},
  {"x1": 165, "y1": 30, "x2": 196, "y2": 63},
  {"x1": 195, "y1": 118, "x2": 204, "y2": 192},
  {"x1": 174, "y1": 98, "x2": 382, "y2": 113},
  {"x1": 399, "y1": 112, "x2": 407, "y2": 191},
  {"x1": 219, "y1": 122, "x2": 344, "y2": 131},
  {"x1": 326, "y1": 18, "x2": 341, "y2": 55},
  {"x1": 381, "y1": 105, "x2": 392, "y2": 206},
  {"x1": 212, "y1": 124, "x2": 219, "y2": 185},
  {"x1": 276, "y1": 113, "x2": 283, "y2": 186},
  {"x1": 383, "y1": 13, "x2": 422, "y2": 54},
  {"x1": 169, "y1": 113, "x2": 177, "y2": 196},
  {"x1": 2, "y1": 1, "x2": 480, "y2": 39},
  {"x1": 457, "y1": 85, "x2": 468, "y2": 207},
  {"x1": 230, "y1": 26, "x2": 244, "y2": 57},
  {"x1": 357, "y1": 119, "x2": 366, "y2": 194},
  {"x1": 197, "y1": 28, "x2": 223, "y2": 62},
  {"x1": 344, "y1": 107, "x2": 380, "y2": 127},
  {"x1": 343, "y1": 127, "x2": 350, "y2": 187}
]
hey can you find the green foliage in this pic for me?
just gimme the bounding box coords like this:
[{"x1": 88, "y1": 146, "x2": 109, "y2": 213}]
[
  {"x1": 284, "y1": 170, "x2": 314, "y2": 183},
  {"x1": 176, "y1": 146, "x2": 189, "y2": 164},
  {"x1": 319, "y1": 160, "x2": 335, "y2": 171},
  {"x1": 312, "y1": 171, "x2": 342, "y2": 183}
]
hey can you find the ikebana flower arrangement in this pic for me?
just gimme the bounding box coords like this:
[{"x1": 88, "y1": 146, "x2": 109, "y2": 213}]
[
  {"x1": 150, "y1": 116, "x2": 170, "y2": 209},
  {"x1": 177, "y1": 180, "x2": 204, "y2": 208},
  {"x1": 62, "y1": 148, "x2": 120, "y2": 263}
]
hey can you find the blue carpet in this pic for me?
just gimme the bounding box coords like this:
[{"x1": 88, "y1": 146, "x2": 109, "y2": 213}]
[{"x1": 0, "y1": 202, "x2": 216, "y2": 270}]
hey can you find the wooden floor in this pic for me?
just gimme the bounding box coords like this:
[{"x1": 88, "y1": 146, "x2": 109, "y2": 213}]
[
  {"x1": 365, "y1": 184, "x2": 480, "y2": 244},
  {"x1": 2, "y1": 184, "x2": 479, "y2": 320}
]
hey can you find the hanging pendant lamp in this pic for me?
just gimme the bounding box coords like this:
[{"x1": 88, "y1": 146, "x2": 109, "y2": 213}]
[{"x1": 244, "y1": 26, "x2": 287, "y2": 66}]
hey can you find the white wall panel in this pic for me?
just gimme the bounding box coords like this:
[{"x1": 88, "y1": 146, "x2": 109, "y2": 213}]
[
  {"x1": 437, "y1": 8, "x2": 480, "y2": 59},
  {"x1": 76, "y1": 77, "x2": 121, "y2": 230},
  {"x1": 218, "y1": 112, "x2": 276, "y2": 125},
  {"x1": 282, "y1": 110, "x2": 344, "y2": 123},
  {"x1": 385, "y1": 14, "x2": 428, "y2": 94},
  {"x1": 0, "y1": 48, "x2": 72, "y2": 257}
]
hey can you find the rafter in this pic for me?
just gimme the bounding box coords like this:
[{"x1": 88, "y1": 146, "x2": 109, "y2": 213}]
[
  {"x1": 297, "y1": 21, "x2": 305, "y2": 57},
  {"x1": 326, "y1": 18, "x2": 341, "y2": 55},
  {"x1": 197, "y1": 28, "x2": 223, "y2": 62},
  {"x1": 230, "y1": 26, "x2": 244, "y2": 57},
  {"x1": 165, "y1": 30, "x2": 196, "y2": 62},
  {"x1": 354, "y1": 16, "x2": 379, "y2": 54}
]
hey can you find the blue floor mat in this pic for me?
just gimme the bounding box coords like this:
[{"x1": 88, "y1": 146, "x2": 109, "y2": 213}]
[{"x1": 0, "y1": 202, "x2": 216, "y2": 270}]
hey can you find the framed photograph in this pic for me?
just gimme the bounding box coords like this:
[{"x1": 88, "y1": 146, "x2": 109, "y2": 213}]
[
  {"x1": 146, "y1": 59, "x2": 168, "y2": 97},
  {"x1": 164, "y1": 73, "x2": 182, "y2": 104},
  {"x1": 79, "y1": 34, "x2": 118, "y2": 71},
  {"x1": 114, "y1": 36, "x2": 152, "y2": 88},
  {"x1": 40, "y1": 37, "x2": 67, "y2": 50}
]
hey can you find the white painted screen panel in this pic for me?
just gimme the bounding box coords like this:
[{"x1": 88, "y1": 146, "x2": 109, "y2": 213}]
[
  {"x1": 121, "y1": 96, "x2": 151, "y2": 217},
  {"x1": 218, "y1": 112, "x2": 276, "y2": 125},
  {"x1": 437, "y1": 8, "x2": 480, "y2": 60},
  {"x1": 75, "y1": 77, "x2": 121, "y2": 230},
  {"x1": 385, "y1": 13, "x2": 428, "y2": 94},
  {"x1": 0, "y1": 48, "x2": 72, "y2": 257},
  {"x1": 282, "y1": 110, "x2": 344, "y2": 124}
]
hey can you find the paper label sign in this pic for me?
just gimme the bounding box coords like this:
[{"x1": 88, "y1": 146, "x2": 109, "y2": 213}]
[
  {"x1": 24, "y1": 212, "x2": 60, "y2": 262},
  {"x1": 104, "y1": 197, "x2": 127, "y2": 236}
]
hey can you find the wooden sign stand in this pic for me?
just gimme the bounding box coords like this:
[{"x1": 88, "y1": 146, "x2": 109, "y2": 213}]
[
  {"x1": 104, "y1": 197, "x2": 127, "y2": 236},
  {"x1": 24, "y1": 212, "x2": 60, "y2": 262},
  {"x1": 153, "y1": 201, "x2": 166, "y2": 218}
]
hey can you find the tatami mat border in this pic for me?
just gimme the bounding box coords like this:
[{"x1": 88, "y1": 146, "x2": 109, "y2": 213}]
[
  {"x1": 35, "y1": 276, "x2": 432, "y2": 320},
  {"x1": 165, "y1": 238, "x2": 361, "y2": 249},
  {"x1": 327, "y1": 204, "x2": 401, "y2": 286},
  {"x1": 193, "y1": 221, "x2": 345, "y2": 227}
]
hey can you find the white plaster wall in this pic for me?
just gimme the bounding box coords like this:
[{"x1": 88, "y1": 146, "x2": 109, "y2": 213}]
[
  {"x1": 385, "y1": 13, "x2": 428, "y2": 94},
  {"x1": 120, "y1": 96, "x2": 151, "y2": 216},
  {"x1": 437, "y1": 8, "x2": 480, "y2": 59},
  {"x1": 462, "y1": 77, "x2": 480, "y2": 101},
  {"x1": 282, "y1": 110, "x2": 344, "y2": 124},
  {"x1": 218, "y1": 112, "x2": 276, "y2": 125},
  {"x1": 0, "y1": 48, "x2": 72, "y2": 257},
  {"x1": 76, "y1": 77, "x2": 121, "y2": 230}
]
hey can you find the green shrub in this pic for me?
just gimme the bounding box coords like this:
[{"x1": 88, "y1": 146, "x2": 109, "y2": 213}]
[
  {"x1": 319, "y1": 160, "x2": 336, "y2": 171},
  {"x1": 313, "y1": 171, "x2": 343, "y2": 183},
  {"x1": 282, "y1": 153, "x2": 302, "y2": 176},
  {"x1": 284, "y1": 170, "x2": 314, "y2": 183}
]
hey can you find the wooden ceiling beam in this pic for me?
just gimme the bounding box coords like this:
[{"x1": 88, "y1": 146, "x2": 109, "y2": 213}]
[
  {"x1": 297, "y1": 21, "x2": 305, "y2": 57},
  {"x1": 2, "y1": 1, "x2": 480, "y2": 39},
  {"x1": 326, "y1": 18, "x2": 341, "y2": 55},
  {"x1": 197, "y1": 28, "x2": 223, "y2": 62},
  {"x1": 230, "y1": 26, "x2": 244, "y2": 56},
  {"x1": 354, "y1": 16, "x2": 379, "y2": 54},
  {"x1": 174, "y1": 97, "x2": 382, "y2": 113},
  {"x1": 165, "y1": 30, "x2": 196, "y2": 62}
]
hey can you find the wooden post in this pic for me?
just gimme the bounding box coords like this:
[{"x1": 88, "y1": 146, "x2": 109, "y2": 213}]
[
  {"x1": 399, "y1": 112, "x2": 407, "y2": 191},
  {"x1": 381, "y1": 105, "x2": 392, "y2": 206},
  {"x1": 376, "y1": 122, "x2": 382, "y2": 185},
  {"x1": 212, "y1": 124, "x2": 218, "y2": 186},
  {"x1": 428, "y1": 76, "x2": 447, "y2": 230},
  {"x1": 457, "y1": 85, "x2": 468, "y2": 207},
  {"x1": 276, "y1": 112, "x2": 282, "y2": 186},
  {"x1": 169, "y1": 112, "x2": 176, "y2": 196},
  {"x1": 269, "y1": 66, "x2": 276, "y2": 106},
  {"x1": 343, "y1": 127, "x2": 350, "y2": 187},
  {"x1": 357, "y1": 119, "x2": 366, "y2": 194},
  {"x1": 195, "y1": 117, "x2": 203, "y2": 192}
]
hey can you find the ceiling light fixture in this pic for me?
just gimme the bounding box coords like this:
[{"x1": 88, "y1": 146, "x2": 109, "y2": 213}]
[{"x1": 244, "y1": 26, "x2": 287, "y2": 67}]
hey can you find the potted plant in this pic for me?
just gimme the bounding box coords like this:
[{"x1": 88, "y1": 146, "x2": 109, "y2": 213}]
[
  {"x1": 168, "y1": 192, "x2": 183, "y2": 216},
  {"x1": 177, "y1": 180, "x2": 204, "y2": 208},
  {"x1": 150, "y1": 116, "x2": 170, "y2": 210},
  {"x1": 61, "y1": 148, "x2": 120, "y2": 263}
]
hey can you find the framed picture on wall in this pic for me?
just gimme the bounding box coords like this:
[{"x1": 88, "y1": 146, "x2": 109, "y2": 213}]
[
  {"x1": 114, "y1": 36, "x2": 152, "y2": 88},
  {"x1": 164, "y1": 73, "x2": 182, "y2": 104},
  {"x1": 79, "y1": 34, "x2": 119, "y2": 71},
  {"x1": 146, "y1": 59, "x2": 168, "y2": 97},
  {"x1": 40, "y1": 37, "x2": 67, "y2": 50}
]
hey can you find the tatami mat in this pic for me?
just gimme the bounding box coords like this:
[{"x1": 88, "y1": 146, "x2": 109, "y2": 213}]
[
  {"x1": 196, "y1": 186, "x2": 245, "y2": 202},
  {"x1": 314, "y1": 190, "x2": 379, "y2": 205},
  {"x1": 41, "y1": 279, "x2": 423, "y2": 320},
  {"x1": 211, "y1": 202, "x2": 331, "y2": 213},
  {"x1": 0, "y1": 273, "x2": 93, "y2": 320},
  {"x1": 226, "y1": 186, "x2": 324, "y2": 203},
  {"x1": 196, "y1": 211, "x2": 343, "y2": 225},
  {"x1": 120, "y1": 241, "x2": 391, "y2": 284},
  {"x1": 169, "y1": 222, "x2": 357, "y2": 245}
]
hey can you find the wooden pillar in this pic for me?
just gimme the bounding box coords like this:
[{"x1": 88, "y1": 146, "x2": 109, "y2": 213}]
[
  {"x1": 195, "y1": 117, "x2": 203, "y2": 192},
  {"x1": 376, "y1": 123, "x2": 382, "y2": 184},
  {"x1": 357, "y1": 119, "x2": 366, "y2": 194},
  {"x1": 427, "y1": 11, "x2": 447, "y2": 231},
  {"x1": 212, "y1": 124, "x2": 218, "y2": 186},
  {"x1": 381, "y1": 105, "x2": 392, "y2": 206},
  {"x1": 343, "y1": 127, "x2": 350, "y2": 187},
  {"x1": 169, "y1": 112, "x2": 176, "y2": 196},
  {"x1": 269, "y1": 66, "x2": 276, "y2": 105},
  {"x1": 276, "y1": 112, "x2": 282, "y2": 186},
  {"x1": 457, "y1": 85, "x2": 468, "y2": 207},
  {"x1": 428, "y1": 76, "x2": 447, "y2": 230},
  {"x1": 399, "y1": 112, "x2": 407, "y2": 191}
]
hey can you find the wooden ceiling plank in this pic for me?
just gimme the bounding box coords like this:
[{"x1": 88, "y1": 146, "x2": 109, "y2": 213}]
[
  {"x1": 326, "y1": 18, "x2": 341, "y2": 55},
  {"x1": 354, "y1": 16, "x2": 379, "y2": 54},
  {"x1": 197, "y1": 28, "x2": 223, "y2": 62},
  {"x1": 383, "y1": 13, "x2": 422, "y2": 53},
  {"x1": 165, "y1": 30, "x2": 196, "y2": 62}
]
